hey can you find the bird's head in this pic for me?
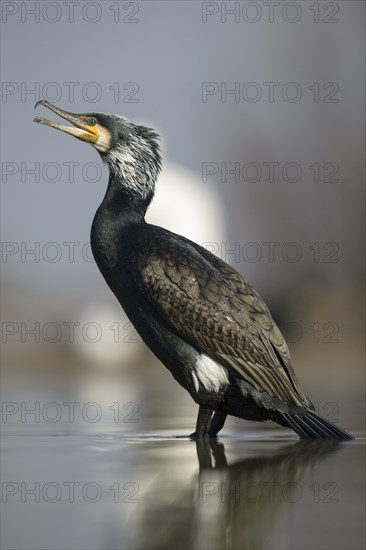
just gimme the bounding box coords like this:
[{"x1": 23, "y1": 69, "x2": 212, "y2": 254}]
[{"x1": 34, "y1": 101, "x2": 162, "y2": 200}]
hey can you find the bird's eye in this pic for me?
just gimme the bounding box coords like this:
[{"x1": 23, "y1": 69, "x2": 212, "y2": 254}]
[{"x1": 88, "y1": 118, "x2": 97, "y2": 126}]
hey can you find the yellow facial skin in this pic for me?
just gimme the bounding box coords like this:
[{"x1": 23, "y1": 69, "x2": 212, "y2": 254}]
[{"x1": 34, "y1": 100, "x2": 111, "y2": 152}]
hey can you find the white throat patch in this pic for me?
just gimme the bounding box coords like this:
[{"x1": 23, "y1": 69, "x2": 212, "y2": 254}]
[
  {"x1": 193, "y1": 354, "x2": 229, "y2": 393},
  {"x1": 104, "y1": 146, "x2": 157, "y2": 200}
]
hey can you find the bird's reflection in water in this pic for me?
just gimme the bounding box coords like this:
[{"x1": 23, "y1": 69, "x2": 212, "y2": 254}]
[{"x1": 137, "y1": 439, "x2": 342, "y2": 550}]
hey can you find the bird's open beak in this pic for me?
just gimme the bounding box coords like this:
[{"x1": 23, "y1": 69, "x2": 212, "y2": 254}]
[{"x1": 33, "y1": 100, "x2": 99, "y2": 144}]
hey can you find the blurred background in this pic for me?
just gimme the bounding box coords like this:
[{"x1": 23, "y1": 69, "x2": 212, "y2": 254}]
[{"x1": 1, "y1": 1, "x2": 365, "y2": 549}]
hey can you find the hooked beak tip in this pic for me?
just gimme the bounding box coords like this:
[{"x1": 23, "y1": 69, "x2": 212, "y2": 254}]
[{"x1": 34, "y1": 100, "x2": 48, "y2": 110}]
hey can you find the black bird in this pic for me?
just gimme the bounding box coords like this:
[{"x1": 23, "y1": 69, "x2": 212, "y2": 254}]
[{"x1": 34, "y1": 101, "x2": 353, "y2": 440}]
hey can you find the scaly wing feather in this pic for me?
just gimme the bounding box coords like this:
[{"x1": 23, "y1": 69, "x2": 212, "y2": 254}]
[{"x1": 133, "y1": 231, "x2": 310, "y2": 409}]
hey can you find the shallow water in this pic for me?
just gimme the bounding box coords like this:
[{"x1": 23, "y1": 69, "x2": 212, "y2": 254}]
[{"x1": 2, "y1": 376, "x2": 365, "y2": 550}]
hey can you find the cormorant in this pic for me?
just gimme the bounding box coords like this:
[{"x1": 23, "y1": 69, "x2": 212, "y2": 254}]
[{"x1": 34, "y1": 101, "x2": 353, "y2": 440}]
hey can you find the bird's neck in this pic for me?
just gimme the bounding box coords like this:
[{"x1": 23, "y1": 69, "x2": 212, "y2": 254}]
[
  {"x1": 90, "y1": 174, "x2": 153, "y2": 272},
  {"x1": 98, "y1": 173, "x2": 153, "y2": 224}
]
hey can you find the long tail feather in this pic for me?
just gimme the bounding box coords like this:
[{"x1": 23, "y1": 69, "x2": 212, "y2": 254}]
[{"x1": 277, "y1": 410, "x2": 354, "y2": 440}]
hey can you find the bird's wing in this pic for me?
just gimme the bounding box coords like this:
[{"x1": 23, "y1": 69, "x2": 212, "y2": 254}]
[
  {"x1": 186, "y1": 240, "x2": 293, "y2": 369},
  {"x1": 134, "y1": 233, "x2": 309, "y2": 408}
]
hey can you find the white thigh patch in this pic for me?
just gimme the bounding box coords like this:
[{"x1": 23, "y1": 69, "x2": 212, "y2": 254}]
[{"x1": 193, "y1": 354, "x2": 229, "y2": 393}]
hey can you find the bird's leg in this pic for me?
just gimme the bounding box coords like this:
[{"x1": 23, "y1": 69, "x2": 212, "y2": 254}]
[
  {"x1": 208, "y1": 411, "x2": 227, "y2": 438},
  {"x1": 190, "y1": 406, "x2": 213, "y2": 439}
]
